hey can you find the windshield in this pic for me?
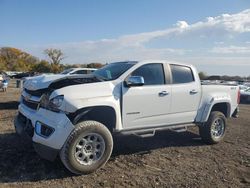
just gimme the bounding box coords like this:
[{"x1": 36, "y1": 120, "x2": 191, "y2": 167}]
[
  {"x1": 60, "y1": 68, "x2": 74, "y2": 74},
  {"x1": 93, "y1": 62, "x2": 136, "y2": 81}
]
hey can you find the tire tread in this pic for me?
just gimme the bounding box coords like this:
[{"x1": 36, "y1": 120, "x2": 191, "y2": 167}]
[
  {"x1": 60, "y1": 120, "x2": 113, "y2": 174},
  {"x1": 199, "y1": 111, "x2": 226, "y2": 144}
]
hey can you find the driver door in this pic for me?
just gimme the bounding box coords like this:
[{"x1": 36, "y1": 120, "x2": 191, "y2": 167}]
[{"x1": 122, "y1": 63, "x2": 172, "y2": 129}]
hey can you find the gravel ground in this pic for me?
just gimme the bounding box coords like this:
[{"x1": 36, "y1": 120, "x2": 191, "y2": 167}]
[{"x1": 0, "y1": 81, "x2": 249, "y2": 188}]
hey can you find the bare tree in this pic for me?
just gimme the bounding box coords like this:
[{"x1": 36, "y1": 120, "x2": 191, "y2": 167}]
[
  {"x1": 44, "y1": 48, "x2": 64, "y2": 65},
  {"x1": 44, "y1": 48, "x2": 65, "y2": 73}
]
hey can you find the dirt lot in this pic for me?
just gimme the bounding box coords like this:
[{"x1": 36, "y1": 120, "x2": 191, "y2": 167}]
[{"x1": 0, "y1": 81, "x2": 249, "y2": 188}]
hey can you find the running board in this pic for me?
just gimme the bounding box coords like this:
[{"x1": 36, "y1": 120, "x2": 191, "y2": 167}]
[
  {"x1": 170, "y1": 126, "x2": 187, "y2": 133},
  {"x1": 116, "y1": 123, "x2": 195, "y2": 137},
  {"x1": 133, "y1": 130, "x2": 155, "y2": 138}
]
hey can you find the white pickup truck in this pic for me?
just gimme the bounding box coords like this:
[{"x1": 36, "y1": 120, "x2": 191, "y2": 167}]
[{"x1": 15, "y1": 60, "x2": 240, "y2": 174}]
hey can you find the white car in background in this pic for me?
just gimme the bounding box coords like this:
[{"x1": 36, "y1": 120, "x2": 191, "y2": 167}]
[
  {"x1": 60, "y1": 68, "x2": 97, "y2": 75},
  {"x1": 239, "y1": 85, "x2": 249, "y2": 91}
]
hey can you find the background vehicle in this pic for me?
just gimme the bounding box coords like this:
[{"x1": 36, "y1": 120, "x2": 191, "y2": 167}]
[
  {"x1": 240, "y1": 88, "x2": 250, "y2": 103},
  {"x1": 60, "y1": 68, "x2": 97, "y2": 75},
  {"x1": 4, "y1": 71, "x2": 22, "y2": 78},
  {"x1": 239, "y1": 85, "x2": 249, "y2": 92},
  {"x1": 14, "y1": 60, "x2": 239, "y2": 174},
  {"x1": 12, "y1": 72, "x2": 36, "y2": 79},
  {"x1": 0, "y1": 71, "x2": 10, "y2": 80}
]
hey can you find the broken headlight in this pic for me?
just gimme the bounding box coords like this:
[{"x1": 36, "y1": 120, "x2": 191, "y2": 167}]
[{"x1": 40, "y1": 94, "x2": 64, "y2": 112}]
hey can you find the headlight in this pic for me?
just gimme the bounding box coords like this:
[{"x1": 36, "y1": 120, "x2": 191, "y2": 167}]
[
  {"x1": 50, "y1": 95, "x2": 64, "y2": 108},
  {"x1": 40, "y1": 94, "x2": 64, "y2": 112}
]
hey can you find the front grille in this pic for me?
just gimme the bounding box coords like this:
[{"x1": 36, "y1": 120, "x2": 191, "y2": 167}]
[
  {"x1": 25, "y1": 88, "x2": 48, "y2": 97},
  {"x1": 22, "y1": 98, "x2": 39, "y2": 110}
]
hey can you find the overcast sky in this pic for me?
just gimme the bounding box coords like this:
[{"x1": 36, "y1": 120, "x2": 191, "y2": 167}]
[{"x1": 0, "y1": 0, "x2": 250, "y2": 76}]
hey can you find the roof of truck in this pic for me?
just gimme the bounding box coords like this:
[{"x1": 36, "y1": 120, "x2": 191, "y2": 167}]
[{"x1": 110, "y1": 60, "x2": 193, "y2": 67}]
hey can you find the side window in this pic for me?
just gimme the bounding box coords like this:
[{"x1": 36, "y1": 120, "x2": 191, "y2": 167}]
[
  {"x1": 72, "y1": 70, "x2": 88, "y2": 74},
  {"x1": 170, "y1": 65, "x2": 194, "y2": 84},
  {"x1": 87, "y1": 70, "x2": 96, "y2": 74},
  {"x1": 131, "y1": 63, "x2": 165, "y2": 85}
]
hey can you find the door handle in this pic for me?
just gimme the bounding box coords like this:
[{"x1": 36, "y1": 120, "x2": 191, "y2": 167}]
[
  {"x1": 190, "y1": 89, "x2": 198, "y2": 94},
  {"x1": 159, "y1": 91, "x2": 169, "y2": 97}
]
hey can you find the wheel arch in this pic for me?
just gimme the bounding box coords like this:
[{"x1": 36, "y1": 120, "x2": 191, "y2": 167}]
[
  {"x1": 210, "y1": 102, "x2": 231, "y2": 118},
  {"x1": 202, "y1": 102, "x2": 231, "y2": 122},
  {"x1": 67, "y1": 105, "x2": 117, "y2": 132}
]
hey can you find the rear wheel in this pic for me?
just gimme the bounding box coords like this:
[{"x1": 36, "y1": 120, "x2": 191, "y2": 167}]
[
  {"x1": 199, "y1": 111, "x2": 226, "y2": 144},
  {"x1": 60, "y1": 120, "x2": 113, "y2": 174}
]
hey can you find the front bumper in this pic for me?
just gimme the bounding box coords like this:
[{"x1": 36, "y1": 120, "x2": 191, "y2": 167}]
[
  {"x1": 33, "y1": 142, "x2": 59, "y2": 161},
  {"x1": 15, "y1": 103, "x2": 75, "y2": 160},
  {"x1": 14, "y1": 112, "x2": 59, "y2": 161}
]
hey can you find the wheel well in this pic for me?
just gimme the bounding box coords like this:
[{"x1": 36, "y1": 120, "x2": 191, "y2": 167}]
[
  {"x1": 210, "y1": 103, "x2": 230, "y2": 118},
  {"x1": 67, "y1": 106, "x2": 116, "y2": 132}
]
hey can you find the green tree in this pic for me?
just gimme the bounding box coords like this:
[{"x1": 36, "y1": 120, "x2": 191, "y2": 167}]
[
  {"x1": 0, "y1": 47, "x2": 38, "y2": 71},
  {"x1": 0, "y1": 57, "x2": 7, "y2": 70},
  {"x1": 12, "y1": 59, "x2": 31, "y2": 72},
  {"x1": 63, "y1": 64, "x2": 79, "y2": 69},
  {"x1": 50, "y1": 63, "x2": 63, "y2": 73},
  {"x1": 32, "y1": 60, "x2": 51, "y2": 73},
  {"x1": 87, "y1": 63, "x2": 103, "y2": 68}
]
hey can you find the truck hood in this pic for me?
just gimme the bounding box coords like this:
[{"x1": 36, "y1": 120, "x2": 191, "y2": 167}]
[
  {"x1": 24, "y1": 74, "x2": 101, "y2": 91},
  {"x1": 51, "y1": 80, "x2": 119, "y2": 112}
]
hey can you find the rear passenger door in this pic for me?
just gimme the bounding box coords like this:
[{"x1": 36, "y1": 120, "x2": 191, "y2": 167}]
[{"x1": 170, "y1": 64, "x2": 201, "y2": 124}]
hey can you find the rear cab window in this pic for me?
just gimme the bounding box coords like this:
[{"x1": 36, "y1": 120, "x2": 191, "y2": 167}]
[{"x1": 170, "y1": 64, "x2": 194, "y2": 84}]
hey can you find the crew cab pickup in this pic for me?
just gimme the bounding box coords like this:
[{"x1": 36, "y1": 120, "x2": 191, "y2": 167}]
[{"x1": 14, "y1": 60, "x2": 240, "y2": 174}]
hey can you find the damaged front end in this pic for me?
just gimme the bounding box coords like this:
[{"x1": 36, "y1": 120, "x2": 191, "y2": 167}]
[
  {"x1": 15, "y1": 74, "x2": 105, "y2": 160},
  {"x1": 22, "y1": 74, "x2": 102, "y2": 111}
]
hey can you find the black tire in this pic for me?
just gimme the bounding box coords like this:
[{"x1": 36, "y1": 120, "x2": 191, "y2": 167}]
[
  {"x1": 60, "y1": 120, "x2": 113, "y2": 174},
  {"x1": 199, "y1": 111, "x2": 227, "y2": 144}
]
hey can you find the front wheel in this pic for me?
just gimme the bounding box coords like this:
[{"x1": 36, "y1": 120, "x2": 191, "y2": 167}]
[
  {"x1": 199, "y1": 111, "x2": 227, "y2": 144},
  {"x1": 60, "y1": 120, "x2": 113, "y2": 174}
]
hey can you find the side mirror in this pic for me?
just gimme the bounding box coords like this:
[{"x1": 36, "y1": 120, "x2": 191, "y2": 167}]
[{"x1": 125, "y1": 76, "x2": 144, "y2": 87}]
